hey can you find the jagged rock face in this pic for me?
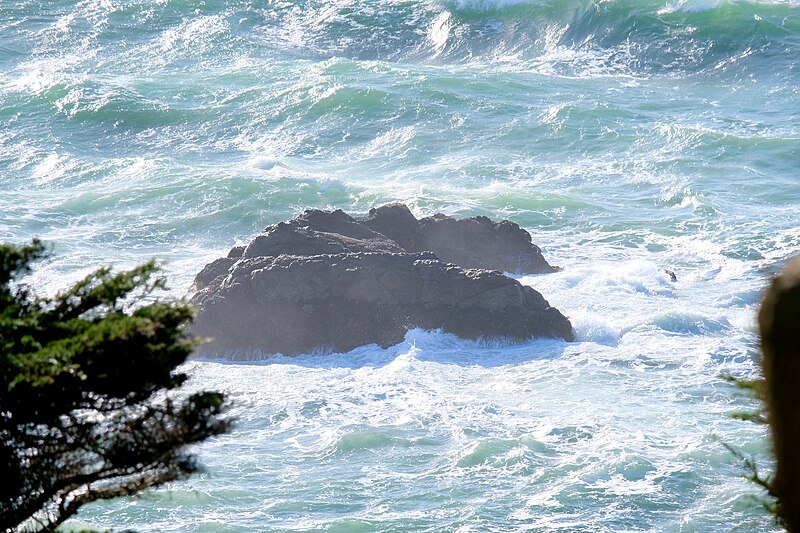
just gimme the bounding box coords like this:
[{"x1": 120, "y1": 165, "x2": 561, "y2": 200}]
[
  {"x1": 191, "y1": 252, "x2": 573, "y2": 357},
  {"x1": 243, "y1": 209, "x2": 402, "y2": 260},
  {"x1": 359, "y1": 203, "x2": 559, "y2": 275},
  {"x1": 190, "y1": 204, "x2": 571, "y2": 357}
]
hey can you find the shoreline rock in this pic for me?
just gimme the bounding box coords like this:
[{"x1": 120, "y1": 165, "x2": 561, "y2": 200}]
[
  {"x1": 190, "y1": 204, "x2": 572, "y2": 357},
  {"x1": 359, "y1": 203, "x2": 559, "y2": 275}
]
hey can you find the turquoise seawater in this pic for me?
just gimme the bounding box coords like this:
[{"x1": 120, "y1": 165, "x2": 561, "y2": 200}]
[{"x1": 2, "y1": 0, "x2": 799, "y2": 530}]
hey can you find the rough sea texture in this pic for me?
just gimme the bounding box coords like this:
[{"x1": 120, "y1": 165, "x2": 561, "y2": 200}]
[{"x1": 2, "y1": 0, "x2": 798, "y2": 531}]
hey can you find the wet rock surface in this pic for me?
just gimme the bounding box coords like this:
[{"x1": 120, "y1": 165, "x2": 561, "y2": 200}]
[{"x1": 190, "y1": 205, "x2": 572, "y2": 357}]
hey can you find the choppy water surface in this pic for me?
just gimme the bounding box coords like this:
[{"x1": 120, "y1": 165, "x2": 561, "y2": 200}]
[{"x1": 2, "y1": 0, "x2": 799, "y2": 530}]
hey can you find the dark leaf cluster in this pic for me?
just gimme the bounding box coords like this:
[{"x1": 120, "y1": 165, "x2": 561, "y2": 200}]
[{"x1": 0, "y1": 241, "x2": 231, "y2": 532}]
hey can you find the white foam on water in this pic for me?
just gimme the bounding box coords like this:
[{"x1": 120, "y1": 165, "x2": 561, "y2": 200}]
[
  {"x1": 448, "y1": 0, "x2": 553, "y2": 10},
  {"x1": 3, "y1": 0, "x2": 794, "y2": 529},
  {"x1": 248, "y1": 156, "x2": 284, "y2": 171},
  {"x1": 658, "y1": 0, "x2": 730, "y2": 14}
]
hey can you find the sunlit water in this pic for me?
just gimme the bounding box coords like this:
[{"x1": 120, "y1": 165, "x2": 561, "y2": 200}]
[{"x1": 2, "y1": 0, "x2": 799, "y2": 530}]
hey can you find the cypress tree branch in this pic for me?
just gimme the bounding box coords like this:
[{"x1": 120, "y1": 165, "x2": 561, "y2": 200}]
[{"x1": 0, "y1": 240, "x2": 231, "y2": 532}]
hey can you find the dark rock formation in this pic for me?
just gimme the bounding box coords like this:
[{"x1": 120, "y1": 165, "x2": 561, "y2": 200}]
[
  {"x1": 190, "y1": 204, "x2": 571, "y2": 357},
  {"x1": 359, "y1": 203, "x2": 558, "y2": 274},
  {"x1": 192, "y1": 252, "x2": 572, "y2": 357},
  {"x1": 194, "y1": 209, "x2": 403, "y2": 291},
  {"x1": 759, "y1": 256, "x2": 800, "y2": 531}
]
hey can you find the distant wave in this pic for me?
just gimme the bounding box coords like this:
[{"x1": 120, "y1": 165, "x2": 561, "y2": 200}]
[
  {"x1": 434, "y1": 0, "x2": 800, "y2": 76},
  {"x1": 251, "y1": 0, "x2": 800, "y2": 77},
  {"x1": 2, "y1": 0, "x2": 797, "y2": 79}
]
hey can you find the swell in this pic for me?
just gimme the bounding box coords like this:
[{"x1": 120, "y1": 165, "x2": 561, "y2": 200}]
[
  {"x1": 435, "y1": 0, "x2": 800, "y2": 76},
  {"x1": 2, "y1": 0, "x2": 798, "y2": 79}
]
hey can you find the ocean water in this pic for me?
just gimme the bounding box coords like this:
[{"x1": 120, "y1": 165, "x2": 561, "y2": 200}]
[{"x1": 2, "y1": 0, "x2": 799, "y2": 530}]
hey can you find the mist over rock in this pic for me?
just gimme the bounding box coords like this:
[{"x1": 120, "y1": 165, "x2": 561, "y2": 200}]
[{"x1": 190, "y1": 204, "x2": 571, "y2": 357}]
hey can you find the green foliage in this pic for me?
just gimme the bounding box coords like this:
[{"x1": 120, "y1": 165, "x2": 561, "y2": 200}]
[
  {"x1": 719, "y1": 373, "x2": 783, "y2": 528},
  {"x1": 720, "y1": 440, "x2": 785, "y2": 526},
  {"x1": 0, "y1": 241, "x2": 231, "y2": 532},
  {"x1": 720, "y1": 373, "x2": 768, "y2": 425},
  {"x1": 720, "y1": 373, "x2": 766, "y2": 395}
]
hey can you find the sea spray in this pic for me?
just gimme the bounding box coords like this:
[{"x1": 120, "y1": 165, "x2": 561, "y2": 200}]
[{"x1": 2, "y1": 0, "x2": 797, "y2": 530}]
